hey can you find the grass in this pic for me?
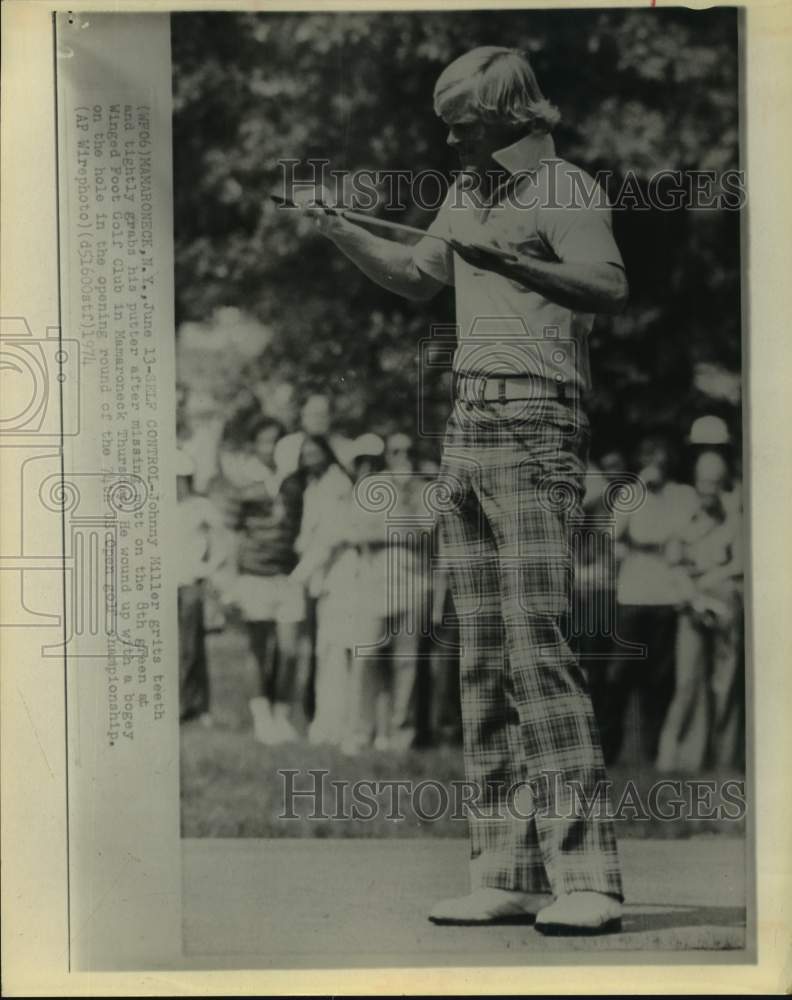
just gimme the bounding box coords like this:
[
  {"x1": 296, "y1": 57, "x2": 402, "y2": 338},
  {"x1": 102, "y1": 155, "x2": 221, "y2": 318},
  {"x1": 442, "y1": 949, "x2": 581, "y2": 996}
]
[{"x1": 180, "y1": 626, "x2": 746, "y2": 840}]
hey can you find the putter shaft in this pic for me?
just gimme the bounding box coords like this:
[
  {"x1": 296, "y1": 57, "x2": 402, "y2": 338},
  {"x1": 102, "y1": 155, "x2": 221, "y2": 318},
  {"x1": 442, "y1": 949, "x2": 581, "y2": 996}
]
[{"x1": 269, "y1": 194, "x2": 518, "y2": 262}]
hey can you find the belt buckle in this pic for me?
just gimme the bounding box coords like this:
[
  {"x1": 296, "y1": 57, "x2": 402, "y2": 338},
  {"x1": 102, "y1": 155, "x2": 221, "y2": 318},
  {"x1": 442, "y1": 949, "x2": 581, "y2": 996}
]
[{"x1": 554, "y1": 374, "x2": 567, "y2": 405}]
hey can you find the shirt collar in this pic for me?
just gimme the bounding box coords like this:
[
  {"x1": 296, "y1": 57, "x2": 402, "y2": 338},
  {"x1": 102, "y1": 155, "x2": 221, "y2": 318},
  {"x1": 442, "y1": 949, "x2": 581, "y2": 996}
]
[{"x1": 492, "y1": 131, "x2": 556, "y2": 175}]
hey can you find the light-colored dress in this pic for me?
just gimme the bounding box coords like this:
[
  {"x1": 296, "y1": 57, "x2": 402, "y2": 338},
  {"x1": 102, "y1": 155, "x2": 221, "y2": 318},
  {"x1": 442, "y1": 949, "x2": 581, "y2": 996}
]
[{"x1": 304, "y1": 472, "x2": 434, "y2": 748}]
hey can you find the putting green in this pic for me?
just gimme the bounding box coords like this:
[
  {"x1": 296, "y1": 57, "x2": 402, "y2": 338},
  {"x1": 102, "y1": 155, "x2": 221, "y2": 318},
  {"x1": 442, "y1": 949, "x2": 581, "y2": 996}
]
[{"x1": 181, "y1": 836, "x2": 748, "y2": 966}]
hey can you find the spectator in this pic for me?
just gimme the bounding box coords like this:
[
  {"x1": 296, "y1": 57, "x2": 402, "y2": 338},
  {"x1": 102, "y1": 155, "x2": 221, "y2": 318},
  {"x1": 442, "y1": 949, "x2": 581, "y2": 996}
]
[
  {"x1": 289, "y1": 434, "x2": 354, "y2": 723},
  {"x1": 176, "y1": 449, "x2": 232, "y2": 725},
  {"x1": 221, "y1": 415, "x2": 306, "y2": 744},
  {"x1": 336, "y1": 431, "x2": 433, "y2": 753},
  {"x1": 606, "y1": 435, "x2": 699, "y2": 766},
  {"x1": 215, "y1": 388, "x2": 266, "y2": 491},
  {"x1": 657, "y1": 450, "x2": 744, "y2": 771},
  {"x1": 220, "y1": 386, "x2": 264, "y2": 451},
  {"x1": 176, "y1": 382, "x2": 224, "y2": 496},
  {"x1": 303, "y1": 435, "x2": 386, "y2": 746},
  {"x1": 264, "y1": 380, "x2": 300, "y2": 430},
  {"x1": 687, "y1": 413, "x2": 742, "y2": 516},
  {"x1": 275, "y1": 393, "x2": 355, "y2": 476}
]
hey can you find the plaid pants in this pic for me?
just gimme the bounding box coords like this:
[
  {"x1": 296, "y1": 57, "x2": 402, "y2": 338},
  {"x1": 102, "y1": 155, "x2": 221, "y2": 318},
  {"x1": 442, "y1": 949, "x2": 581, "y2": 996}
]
[{"x1": 437, "y1": 395, "x2": 623, "y2": 899}]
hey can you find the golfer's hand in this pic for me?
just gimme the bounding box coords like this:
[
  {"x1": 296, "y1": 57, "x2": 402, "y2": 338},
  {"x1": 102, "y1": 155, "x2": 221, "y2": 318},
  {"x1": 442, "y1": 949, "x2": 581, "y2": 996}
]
[
  {"x1": 293, "y1": 186, "x2": 346, "y2": 238},
  {"x1": 448, "y1": 238, "x2": 515, "y2": 273}
]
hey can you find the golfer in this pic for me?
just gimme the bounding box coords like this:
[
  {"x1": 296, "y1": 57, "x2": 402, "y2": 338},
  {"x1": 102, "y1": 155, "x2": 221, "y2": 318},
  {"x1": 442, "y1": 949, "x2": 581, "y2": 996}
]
[{"x1": 299, "y1": 46, "x2": 627, "y2": 934}]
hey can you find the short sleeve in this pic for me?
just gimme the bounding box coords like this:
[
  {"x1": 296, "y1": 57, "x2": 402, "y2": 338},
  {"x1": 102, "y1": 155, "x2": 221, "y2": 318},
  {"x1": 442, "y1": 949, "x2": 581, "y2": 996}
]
[
  {"x1": 412, "y1": 187, "x2": 455, "y2": 286},
  {"x1": 538, "y1": 166, "x2": 624, "y2": 268}
]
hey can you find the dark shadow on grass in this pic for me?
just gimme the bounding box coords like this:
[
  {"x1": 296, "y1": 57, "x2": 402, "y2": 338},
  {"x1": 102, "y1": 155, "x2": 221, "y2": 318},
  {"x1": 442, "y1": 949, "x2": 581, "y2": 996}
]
[{"x1": 620, "y1": 903, "x2": 746, "y2": 936}]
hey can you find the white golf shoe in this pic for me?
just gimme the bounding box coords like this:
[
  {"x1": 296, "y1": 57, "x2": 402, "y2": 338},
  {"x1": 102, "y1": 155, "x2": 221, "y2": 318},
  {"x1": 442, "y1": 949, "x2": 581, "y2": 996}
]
[
  {"x1": 535, "y1": 891, "x2": 623, "y2": 935},
  {"x1": 428, "y1": 887, "x2": 550, "y2": 925}
]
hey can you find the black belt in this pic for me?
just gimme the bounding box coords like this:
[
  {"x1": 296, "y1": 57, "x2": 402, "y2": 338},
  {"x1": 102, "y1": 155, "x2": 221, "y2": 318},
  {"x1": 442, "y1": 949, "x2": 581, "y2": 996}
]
[
  {"x1": 453, "y1": 370, "x2": 578, "y2": 405},
  {"x1": 354, "y1": 540, "x2": 411, "y2": 554}
]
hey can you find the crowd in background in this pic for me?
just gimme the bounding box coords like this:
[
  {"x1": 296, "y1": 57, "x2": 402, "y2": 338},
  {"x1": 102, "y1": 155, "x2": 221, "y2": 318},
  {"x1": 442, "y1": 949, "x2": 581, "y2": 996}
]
[
  {"x1": 576, "y1": 419, "x2": 744, "y2": 773},
  {"x1": 176, "y1": 386, "x2": 744, "y2": 773}
]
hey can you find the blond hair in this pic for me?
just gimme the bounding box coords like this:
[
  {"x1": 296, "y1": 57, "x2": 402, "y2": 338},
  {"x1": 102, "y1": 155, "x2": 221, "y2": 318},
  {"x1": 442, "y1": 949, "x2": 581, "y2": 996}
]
[{"x1": 433, "y1": 46, "x2": 561, "y2": 132}]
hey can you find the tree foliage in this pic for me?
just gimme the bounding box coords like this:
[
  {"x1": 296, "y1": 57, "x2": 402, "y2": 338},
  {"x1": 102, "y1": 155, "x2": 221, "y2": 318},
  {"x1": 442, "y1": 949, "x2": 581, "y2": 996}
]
[{"x1": 172, "y1": 8, "x2": 741, "y2": 457}]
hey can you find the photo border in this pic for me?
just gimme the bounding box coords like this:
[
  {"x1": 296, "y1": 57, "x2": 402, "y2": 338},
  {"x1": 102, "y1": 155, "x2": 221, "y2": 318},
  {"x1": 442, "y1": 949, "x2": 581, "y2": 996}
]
[{"x1": 2, "y1": 0, "x2": 790, "y2": 993}]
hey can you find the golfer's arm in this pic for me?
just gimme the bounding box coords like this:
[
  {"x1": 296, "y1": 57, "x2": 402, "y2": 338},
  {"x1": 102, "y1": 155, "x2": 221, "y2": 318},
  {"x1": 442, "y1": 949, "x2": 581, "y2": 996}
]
[
  {"x1": 499, "y1": 257, "x2": 628, "y2": 314},
  {"x1": 327, "y1": 220, "x2": 444, "y2": 302}
]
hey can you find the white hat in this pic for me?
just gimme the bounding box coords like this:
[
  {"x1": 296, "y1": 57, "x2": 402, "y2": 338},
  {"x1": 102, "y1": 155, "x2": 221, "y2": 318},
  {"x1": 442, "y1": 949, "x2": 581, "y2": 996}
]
[
  {"x1": 348, "y1": 433, "x2": 385, "y2": 461},
  {"x1": 688, "y1": 415, "x2": 730, "y2": 445}
]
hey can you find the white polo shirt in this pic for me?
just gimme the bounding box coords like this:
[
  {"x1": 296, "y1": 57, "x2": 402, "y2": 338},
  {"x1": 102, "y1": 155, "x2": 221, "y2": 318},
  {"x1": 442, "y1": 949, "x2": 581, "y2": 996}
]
[{"x1": 413, "y1": 134, "x2": 624, "y2": 394}]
